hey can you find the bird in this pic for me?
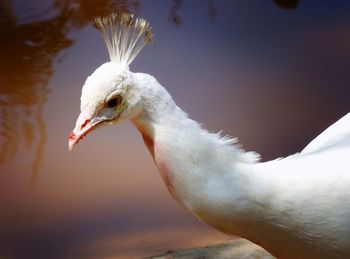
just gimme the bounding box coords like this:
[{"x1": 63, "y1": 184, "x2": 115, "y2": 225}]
[{"x1": 68, "y1": 12, "x2": 350, "y2": 259}]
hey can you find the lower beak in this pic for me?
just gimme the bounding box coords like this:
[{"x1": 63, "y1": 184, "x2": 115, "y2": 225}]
[
  {"x1": 68, "y1": 113, "x2": 96, "y2": 151},
  {"x1": 69, "y1": 112, "x2": 116, "y2": 151}
]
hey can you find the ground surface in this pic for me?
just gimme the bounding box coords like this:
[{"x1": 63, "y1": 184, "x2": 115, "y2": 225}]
[{"x1": 146, "y1": 238, "x2": 275, "y2": 259}]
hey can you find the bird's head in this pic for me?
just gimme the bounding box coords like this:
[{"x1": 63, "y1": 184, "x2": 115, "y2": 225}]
[
  {"x1": 68, "y1": 11, "x2": 152, "y2": 150},
  {"x1": 69, "y1": 62, "x2": 143, "y2": 150}
]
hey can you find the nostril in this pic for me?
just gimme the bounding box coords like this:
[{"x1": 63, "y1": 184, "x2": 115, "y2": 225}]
[
  {"x1": 81, "y1": 119, "x2": 91, "y2": 129},
  {"x1": 69, "y1": 131, "x2": 76, "y2": 140}
]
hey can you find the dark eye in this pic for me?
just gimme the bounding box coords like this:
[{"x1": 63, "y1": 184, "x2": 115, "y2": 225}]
[{"x1": 107, "y1": 96, "x2": 122, "y2": 108}]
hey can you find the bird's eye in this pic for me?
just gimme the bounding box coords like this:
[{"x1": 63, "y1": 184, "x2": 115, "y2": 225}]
[{"x1": 107, "y1": 96, "x2": 122, "y2": 108}]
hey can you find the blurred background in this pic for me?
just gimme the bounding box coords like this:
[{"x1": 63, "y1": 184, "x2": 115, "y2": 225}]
[{"x1": 0, "y1": 0, "x2": 349, "y2": 258}]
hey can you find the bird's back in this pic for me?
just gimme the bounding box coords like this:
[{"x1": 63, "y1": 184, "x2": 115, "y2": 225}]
[{"x1": 250, "y1": 147, "x2": 350, "y2": 258}]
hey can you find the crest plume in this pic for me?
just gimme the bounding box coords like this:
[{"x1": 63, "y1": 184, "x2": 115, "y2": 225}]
[{"x1": 92, "y1": 11, "x2": 153, "y2": 66}]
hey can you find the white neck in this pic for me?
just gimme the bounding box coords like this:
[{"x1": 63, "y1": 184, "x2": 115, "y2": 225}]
[{"x1": 131, "y1": 73, "x2": 263, "y2": 234}]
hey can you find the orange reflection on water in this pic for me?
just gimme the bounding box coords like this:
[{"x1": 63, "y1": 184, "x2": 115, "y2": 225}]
[{"x1": 0, "y1": 0, "x2": 133, "y2": 184}]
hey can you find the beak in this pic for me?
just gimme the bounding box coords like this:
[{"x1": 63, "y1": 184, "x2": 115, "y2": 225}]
[{"x1": 68, "y1": 112, "x2": 105, "y2": 151}]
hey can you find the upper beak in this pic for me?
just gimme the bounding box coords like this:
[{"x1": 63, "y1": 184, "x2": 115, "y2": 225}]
[{"x1": 68, "y1": 112, "x2": 96, "y2": 151}]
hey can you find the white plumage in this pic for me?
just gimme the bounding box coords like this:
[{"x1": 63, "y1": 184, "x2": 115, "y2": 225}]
[{"x1": 69, "y1": 12, "x2": 350, "y2": 259}]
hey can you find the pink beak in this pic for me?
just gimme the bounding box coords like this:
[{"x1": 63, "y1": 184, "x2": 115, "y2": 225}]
[{"x1": 68, "y1": 112, "x2": 94, "y2": 151}]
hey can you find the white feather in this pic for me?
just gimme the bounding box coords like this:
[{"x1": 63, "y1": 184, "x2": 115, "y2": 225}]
[{"x1": 92, "y1": 12, "x2": 152, "y2": 66}]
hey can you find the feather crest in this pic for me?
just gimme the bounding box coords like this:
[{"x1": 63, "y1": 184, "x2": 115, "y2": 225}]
[{"x1": 92, "y1": 11, "x2": 153, "y2": 66}]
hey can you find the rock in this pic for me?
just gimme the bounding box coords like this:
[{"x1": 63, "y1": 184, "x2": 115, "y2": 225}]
[{"x1": 145, "y1": 238, "x2": 275, "y2": 259}]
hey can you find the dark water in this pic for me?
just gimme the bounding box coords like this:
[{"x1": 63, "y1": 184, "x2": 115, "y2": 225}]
[{"x1": 0, "y1": 0, "x2": 349, "y2": 258}]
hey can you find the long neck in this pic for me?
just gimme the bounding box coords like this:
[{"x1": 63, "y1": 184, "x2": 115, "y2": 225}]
[
  {"x1": 130, "y1": 74, "x2": 320, "y2": 258},
  {"x1": 131, "y1": 73, "x2": 263, "y2": 231}
]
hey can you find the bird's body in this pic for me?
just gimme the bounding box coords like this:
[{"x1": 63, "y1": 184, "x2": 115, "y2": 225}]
[
  {"x1": 131, "y1": 72, "x2": 350, "y2": 259},
  {"x1": 69, "y1": 12, "x2": 350, "y2": 259}
]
